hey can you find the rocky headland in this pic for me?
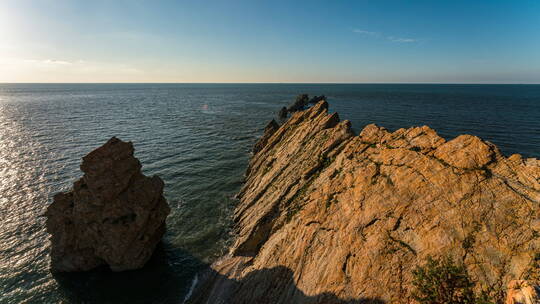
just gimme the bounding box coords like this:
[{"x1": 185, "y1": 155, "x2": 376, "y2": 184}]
[
  {"x1": 187, "y1": 100, "x2": 540, "y2": 303},
  {"x1": 280, "y1": 94, "x2": 328, "y2": 118},
  {"x1": 46, "y1": 137, "x2": 170, "y2": 272}
]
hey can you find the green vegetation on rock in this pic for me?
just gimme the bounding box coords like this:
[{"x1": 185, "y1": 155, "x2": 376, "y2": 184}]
[{"x1": 412, "y1": 256, "x2": 493, "y2": 304}]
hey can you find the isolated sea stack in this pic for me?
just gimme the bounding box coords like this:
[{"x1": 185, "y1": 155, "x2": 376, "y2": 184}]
[
  {"x1": 187, "y1": 100, "x2": 540, "y2": 303},
  {"x1": 46, "y1": 137, "x2": 170, "y2": 272}
]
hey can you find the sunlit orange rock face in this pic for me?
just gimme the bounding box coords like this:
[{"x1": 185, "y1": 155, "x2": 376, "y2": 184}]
[
  {"x1": 505, "y1": 280, "x2": 540, "y2": 304},
  {"x1": 187, "y1": 101, "x2": 540, "y2": 304},
  {"x1": 46, "y1": 137, "x2": 170, "y2": 272}
]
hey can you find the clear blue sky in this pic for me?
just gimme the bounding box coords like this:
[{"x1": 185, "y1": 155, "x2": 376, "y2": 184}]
[{"x1": 1, "y1": 0, "x2": 539, "y2": 83}]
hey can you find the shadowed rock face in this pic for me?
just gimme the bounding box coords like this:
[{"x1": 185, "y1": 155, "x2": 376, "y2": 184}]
[
  {"x1": 278, "y1": 106, "x2": 288, "y2": 119},
  {"x1": 308, "y1": 95, "x2": 326, "y2": 105},
  {"x1": 46, "y1": 137, "x2": 170, "y2": 272},
  {"x1": 188, "y1": 101, "x2": 540, "y2": 303},
  {"x1": 287, "y1": 94, "x2": 310, "y2": 112},
  {"x1": 252, "y1": 119, "x2": 280, "y2": 154}
]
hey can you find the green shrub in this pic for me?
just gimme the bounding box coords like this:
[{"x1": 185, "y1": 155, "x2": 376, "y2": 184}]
[
  {"x1": 412, "y1": 256, "x2": 493, "y2": 304},
  {"x1": 524, "y1": 252, "x2": 540, "y2": 282}
]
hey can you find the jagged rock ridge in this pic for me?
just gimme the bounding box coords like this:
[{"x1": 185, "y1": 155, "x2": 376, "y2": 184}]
[
  {"x1": 281, "y1": 94, "x2": 328, "y2": 118},
  {"x1": 188, "y1": 101, "x2": 540, "y2": 303},
  {"x1": 46, "y1": 137, "x2": 170, "y2": 272}
]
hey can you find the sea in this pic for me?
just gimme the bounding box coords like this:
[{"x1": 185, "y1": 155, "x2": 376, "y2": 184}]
[{"x1": 0, "y1": 83, "x2": 539, "y2": 303}]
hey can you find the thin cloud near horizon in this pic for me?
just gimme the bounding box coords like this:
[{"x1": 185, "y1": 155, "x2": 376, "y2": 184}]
[{"x1": 353, "y1": 29, "x2": 418, "y2": 43}]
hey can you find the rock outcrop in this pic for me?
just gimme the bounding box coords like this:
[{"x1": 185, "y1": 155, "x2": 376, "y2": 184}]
[
  {"x1": 505, "y1": 280, "x2": 540, "y2": 304},
  {"x1": 46, "y1": 137, "x2": 170, "y2": 272},
  {"x1": 278, "y1": 106, "x2": 288, "y2": 119},
  {"x1": 282, "y1": 94, "x2": 328, "y2": 118},
  {"x1": 252, "y1": 119, "x2": 279, "y2": 154},
  {"x1": 287, "y1": 94, "x2": 310, "y2": 112},
  {"x1": 187, "y1": 101, "x2": 540, "y2": 303},
  {"x1": 308, "y1": 95, "x2": 326, "y2": 104}
]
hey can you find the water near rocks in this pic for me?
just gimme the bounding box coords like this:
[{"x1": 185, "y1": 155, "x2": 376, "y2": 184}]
[{"x1": 0, "y1": 84, "x2": 539, "y2": 303}]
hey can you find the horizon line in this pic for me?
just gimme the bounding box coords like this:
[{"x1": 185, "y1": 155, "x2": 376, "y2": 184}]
[{"x1": 1, "y1": 82, "x2": 540, "y2": 85}]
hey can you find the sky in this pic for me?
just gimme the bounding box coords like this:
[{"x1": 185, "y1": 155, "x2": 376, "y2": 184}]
[{"x1": 0, "y1": 0, "x2": 539, "y2": 83}]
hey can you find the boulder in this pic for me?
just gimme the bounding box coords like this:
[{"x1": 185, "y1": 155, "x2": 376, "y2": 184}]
[{"x1": 45, "y1": 137, "x2": 170, "y2": 272}]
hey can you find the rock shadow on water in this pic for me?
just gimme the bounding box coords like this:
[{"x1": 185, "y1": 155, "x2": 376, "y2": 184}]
[
  {"x1": 52, "y1": 243, "x2": 205, "y2": 304},
  {"x1": 186, "y1": 264, "x2": 385, "y2": 304},
  {"x1": 53, "y1": 244, "x2": 384, "y2": 304}
]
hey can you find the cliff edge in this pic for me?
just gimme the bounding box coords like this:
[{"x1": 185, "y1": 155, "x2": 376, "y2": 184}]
[{"x1": 188, "y1": 101, "x2": 540, "y2": 303}]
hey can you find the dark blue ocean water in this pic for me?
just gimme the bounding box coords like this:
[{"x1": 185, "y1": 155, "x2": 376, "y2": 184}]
[{"x1": 0, "y1": 84, "x2": 538, "y2": 303}]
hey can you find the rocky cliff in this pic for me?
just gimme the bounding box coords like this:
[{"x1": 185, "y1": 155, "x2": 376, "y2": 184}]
[
  {"x1": 187, "y1": 101, "x2": 540, "y2": 303},
  {"x1": 46, "y1": 137, "x2": 170, "y2": 272}
]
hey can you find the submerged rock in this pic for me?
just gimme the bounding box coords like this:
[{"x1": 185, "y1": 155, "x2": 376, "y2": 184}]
[
  {"x1": 46, "y1": 137, "x2": 170, "y2": 272},
  {"x1": 187, "y1": 101, "x2": 540, "y2": 303}
]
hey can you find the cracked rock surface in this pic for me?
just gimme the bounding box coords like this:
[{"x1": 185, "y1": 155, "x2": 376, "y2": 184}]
[
  {"x1": 46, "y1": 137, "x2": 170, "y2": 272},
  {"x1": 189, "y1": 101, "x2": 540, "y2": 303}
]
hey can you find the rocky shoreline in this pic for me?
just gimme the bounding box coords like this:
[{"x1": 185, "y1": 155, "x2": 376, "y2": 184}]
[
  {"x1": 43, "y1": 99, "x2": 540, "y2": 303},
  {"x1": 186, "y1": 100, "x2": 540, "y2": 303}
]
